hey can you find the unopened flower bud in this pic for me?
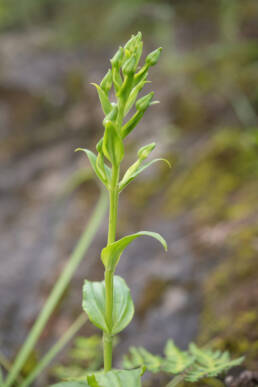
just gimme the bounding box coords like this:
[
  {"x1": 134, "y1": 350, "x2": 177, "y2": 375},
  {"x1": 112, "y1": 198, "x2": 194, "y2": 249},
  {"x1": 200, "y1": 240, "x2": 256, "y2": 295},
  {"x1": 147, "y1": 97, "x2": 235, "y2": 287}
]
[
  {"x1": 137, "y1": 142, "x2": 156, "y2": 161},
  {"x1": 110, "y1": 46, "x2": 124, "y2": 68},
  {"x1": 122, "y1": 55, "x2": 137, "y2": 75},
  {"x1": 135, "y1": 92, "x2": 154, "y2": 111},
  {"x1": 124, "y1": 33, "x2": 141, "y2": 52},
  {"x1": 100, "y1": 69, "x2": 112, "y2": 93},
  {"x1": 146, "y1": 47, "x2": 162, "y2": 66}
]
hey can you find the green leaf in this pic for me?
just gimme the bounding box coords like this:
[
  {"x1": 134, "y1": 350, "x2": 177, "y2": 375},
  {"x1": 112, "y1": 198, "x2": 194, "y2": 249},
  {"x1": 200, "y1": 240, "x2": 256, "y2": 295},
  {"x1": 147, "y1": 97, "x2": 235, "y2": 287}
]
[
  {"x1": 185, "y1": 344, "x2": 244, "y2": 382},
  {"x1": 100, "y1": 69, "x2": 112, "y2": 94},
  {"x1": 86, "y1": 375, "x2": 101, "y2": 387},
  {"x1": 119, "y1": 158, "x2": 171, "y2": 192},
  {"x1": 121, "y1": 110, "x2": 145, "y2": 138},
  {"x1": 103, "y1": 121, "x2": 124, "y2": 166},
  {"x1": 91, "y1": 83, "x2": 112, "y2": 115},
  {"x1": 101, "y1": 231, "x2": 167, "y2": 270},
  {"x1": 124, "y1": 73, "x2": 148, "y2": 115},
  {"x1": 123, "y1": 347, "x2": 162, "y2": 373},
  {"x1": 75, "y1": 148, "x2": 111, "y2": 185},
  {"x1": 51, "y1": 384, "x2": 89, "y2": 387},
  {"x1": 82, "y1": 276, "x2": 134, "y2": 335},
  {"x1": 162, "y1": 340, "x2": 194, "y2": 374},
  {"x1": 87, "y1": 369, "x2": 142, "y2": 387}
]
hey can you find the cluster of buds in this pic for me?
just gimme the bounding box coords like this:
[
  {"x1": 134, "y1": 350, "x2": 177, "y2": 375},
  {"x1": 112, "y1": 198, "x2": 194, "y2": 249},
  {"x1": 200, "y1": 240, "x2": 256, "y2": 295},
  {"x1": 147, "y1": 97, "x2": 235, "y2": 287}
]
[{"x1": 77, "y1": 32, "x2": 164, "y2": 190}]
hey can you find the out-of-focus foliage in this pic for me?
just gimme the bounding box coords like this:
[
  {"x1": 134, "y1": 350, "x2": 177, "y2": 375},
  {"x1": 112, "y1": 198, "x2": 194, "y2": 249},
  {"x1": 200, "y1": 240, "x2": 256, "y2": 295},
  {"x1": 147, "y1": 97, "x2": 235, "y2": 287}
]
[
  {"x1": 0, "y1": 0, "x2": 172, "y2": 45},
  {"x1": 53, "y1": 336, "x2": 103, "y2": 380}
]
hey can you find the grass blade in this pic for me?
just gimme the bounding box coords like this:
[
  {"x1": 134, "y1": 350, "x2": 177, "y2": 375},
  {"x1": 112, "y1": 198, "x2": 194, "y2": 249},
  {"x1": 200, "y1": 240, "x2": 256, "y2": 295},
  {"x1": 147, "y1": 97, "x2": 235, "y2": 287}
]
[
  {"x1": 4, "y1": 189, "x2": 108, "y2": 387},
  {"x1": 20, "y1": 314, "x2": 87, "y2": 387}
]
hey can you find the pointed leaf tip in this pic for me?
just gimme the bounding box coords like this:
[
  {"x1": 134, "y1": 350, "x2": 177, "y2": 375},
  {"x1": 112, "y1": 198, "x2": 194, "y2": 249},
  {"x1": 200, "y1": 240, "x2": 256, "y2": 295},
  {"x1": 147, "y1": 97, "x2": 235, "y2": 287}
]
[{"x1": 101, "y1": 231, "x2": 167, "y2": 270}]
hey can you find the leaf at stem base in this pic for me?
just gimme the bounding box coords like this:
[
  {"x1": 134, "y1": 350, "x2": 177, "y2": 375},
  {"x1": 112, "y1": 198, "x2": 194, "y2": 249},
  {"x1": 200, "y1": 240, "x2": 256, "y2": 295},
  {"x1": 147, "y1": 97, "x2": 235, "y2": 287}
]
[{"x1": 82, "y1": 276, "x2": 134, "y2": 335}]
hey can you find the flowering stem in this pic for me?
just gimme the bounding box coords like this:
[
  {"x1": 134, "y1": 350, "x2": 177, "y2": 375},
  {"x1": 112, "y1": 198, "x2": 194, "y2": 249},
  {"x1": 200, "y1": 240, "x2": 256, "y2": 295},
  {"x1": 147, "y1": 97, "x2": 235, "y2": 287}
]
[{"x1": 104, "y1": 165, "x2": 120, "y2": 372}]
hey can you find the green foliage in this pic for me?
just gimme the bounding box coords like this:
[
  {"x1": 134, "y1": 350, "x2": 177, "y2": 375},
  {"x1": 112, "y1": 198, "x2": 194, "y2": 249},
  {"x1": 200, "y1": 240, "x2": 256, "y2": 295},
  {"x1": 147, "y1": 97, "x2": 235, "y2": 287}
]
[
  {"x1": 86, "y1": 368, "x2": 142, "y2": 387},
  {"x1": 119, "y1": 157, "x2": 171, "y2": 192},
  {"x1": 51, "y1": 369, "x2": 142, "y2": 387},
  {"x1": 163, "y1": 340, "x2": 194, "y2": 374},
  {"x1": 75, "y1": 149, "x2": 111, "y2": 187},
  {"x1": 82, "y1": 276, "x2": 134, "y2": 335},
  {"x1": 123, "y1": 340, "x2": 244, "y2": 384},
  {"x1": 123, "y1": 346, "x2": 163, "y2": 373},
  {"x1": 53, "y1": 336, "x2": 104, "y2": 381},
  {"x1": 185, "y1": 344, "x2": 244, "y2": 382},
  {"x1": 101, "y1": 231, "x2": 167, "y2": 270},
  {"x1": 52, "y1": 383, "x2": 89, "y2": 387},
  {"x1": 123, "y1": 340, "x2": 193, "y2": 375}
]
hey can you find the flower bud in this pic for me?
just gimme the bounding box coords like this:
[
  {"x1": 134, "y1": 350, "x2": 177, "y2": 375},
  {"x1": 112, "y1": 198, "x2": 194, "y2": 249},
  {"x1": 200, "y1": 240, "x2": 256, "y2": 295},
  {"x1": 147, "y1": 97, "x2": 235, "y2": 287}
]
[
  {"x1": 110, "y1": 46, "x2": 124, "y2": 68},
  {"x1": 137, "y1": 142, "x2": 156, "y2": 161},
  {"x1": 135, "y1": 92, "x2": 154, "y2": 111},
  {"x1": 100, "y1": 69, "x2": 112, "y2": 93},
  {"x1": 122, "y1": 55, "x2": 137, "y2": 75},
  {"x1": 124, "y1": 32, "x2": 141, "y2": 52},
  {"x1": 146, "y1": 47, "x2": 162, "y2": 66}
]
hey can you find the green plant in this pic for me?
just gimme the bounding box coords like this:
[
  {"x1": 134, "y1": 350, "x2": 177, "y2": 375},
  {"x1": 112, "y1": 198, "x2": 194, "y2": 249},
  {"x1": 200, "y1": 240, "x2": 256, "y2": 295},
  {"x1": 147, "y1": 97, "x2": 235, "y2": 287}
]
[{"x1": 46, "y1": 32, "x2": 243, "y2": 386}]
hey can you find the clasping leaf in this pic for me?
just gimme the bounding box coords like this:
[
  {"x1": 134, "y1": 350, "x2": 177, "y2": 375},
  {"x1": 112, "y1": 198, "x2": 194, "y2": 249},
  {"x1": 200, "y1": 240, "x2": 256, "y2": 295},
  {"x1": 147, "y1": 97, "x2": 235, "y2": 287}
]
[
  {"x1": 91, "y1": 83, "x2": 112, "y2": 115},
  {"x1": 82, "y1": 276, "x2": 134, "y2": 335},
  {"x1": 75, "y1": 148, "x2": 111, "y2": 186},
  {"x1": 119, "y1": 158, "x2": 171, "y2": 192},
  {"x1": 103, "y1": 121, "x2": 124, "y2": 166},
  {"x1": 101, "y1": 231, "x2": 167, "y2": 271}
]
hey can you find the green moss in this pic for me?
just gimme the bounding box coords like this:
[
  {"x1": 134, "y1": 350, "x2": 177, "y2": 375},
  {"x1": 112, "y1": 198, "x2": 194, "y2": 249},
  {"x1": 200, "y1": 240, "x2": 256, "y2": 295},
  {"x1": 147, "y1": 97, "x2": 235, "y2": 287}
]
[
  {"x1": 163, "y1": 127, "x2": 258, "y2": 369},
  {"x1": 199, "y1": 226, "x2": 258, "y2": 368},
  {"x1": 165, "y1": 127, "x2": 258, "y2": 224}
]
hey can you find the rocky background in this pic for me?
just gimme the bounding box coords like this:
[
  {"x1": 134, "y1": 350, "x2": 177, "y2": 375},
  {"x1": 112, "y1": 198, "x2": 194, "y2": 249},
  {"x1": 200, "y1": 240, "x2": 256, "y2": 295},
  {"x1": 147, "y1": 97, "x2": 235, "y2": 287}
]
[{"x1": 0, "y1": 0, "x2": 258, "y2": 386}]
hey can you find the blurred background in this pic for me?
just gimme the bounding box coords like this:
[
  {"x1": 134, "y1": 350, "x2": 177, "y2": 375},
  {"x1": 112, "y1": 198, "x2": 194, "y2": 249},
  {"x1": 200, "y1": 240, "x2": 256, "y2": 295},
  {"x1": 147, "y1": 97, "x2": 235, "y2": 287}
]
[{"x1": 0, "y1": 0, "x2": 258, "y2": 385}]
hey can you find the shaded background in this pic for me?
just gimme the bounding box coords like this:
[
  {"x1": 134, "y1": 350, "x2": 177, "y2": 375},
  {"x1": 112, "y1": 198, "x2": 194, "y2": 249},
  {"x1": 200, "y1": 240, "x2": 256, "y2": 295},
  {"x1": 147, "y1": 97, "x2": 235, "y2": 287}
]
[{"x1": 0, "y1": 0, "x2": 258, "y2": 385}]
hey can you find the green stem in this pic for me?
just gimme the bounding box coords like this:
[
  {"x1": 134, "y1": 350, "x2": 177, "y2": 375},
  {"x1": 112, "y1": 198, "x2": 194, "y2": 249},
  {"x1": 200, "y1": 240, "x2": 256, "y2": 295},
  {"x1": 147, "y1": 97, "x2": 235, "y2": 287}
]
[
  {"x1": 4, "y1": 190, "x2": 108, "y2": 387},
  {"x1": 103, "y1": 166, "x2": 120, "y2": 372}
]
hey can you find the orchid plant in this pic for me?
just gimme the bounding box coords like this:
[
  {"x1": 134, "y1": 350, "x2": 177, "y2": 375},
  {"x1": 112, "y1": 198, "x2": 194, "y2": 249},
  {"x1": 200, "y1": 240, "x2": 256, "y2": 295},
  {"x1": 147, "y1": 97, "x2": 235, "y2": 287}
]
[{"x1": 52, "y1": 32, "x2": 243, "y2": 387}]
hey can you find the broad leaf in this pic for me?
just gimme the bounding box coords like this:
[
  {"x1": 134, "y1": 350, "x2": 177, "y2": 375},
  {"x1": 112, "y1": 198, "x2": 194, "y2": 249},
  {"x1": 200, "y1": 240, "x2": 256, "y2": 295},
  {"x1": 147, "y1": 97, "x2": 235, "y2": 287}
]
[
  {"x1": 82, "y1": 276, "x2": 134, "y2": 335},
  {"x1": 91, "y1": 83, "x2": 112, "y2": 115},
  {"x1": 50, "y1": 382, "x2": 89, "y2": 386},
  {"x1": 103, "y1": 121, "x2": 124, "y2": 166},
  {"x1": 75, "y1": 148, "x2": 111, "y2": 185},
  {"x1": 87, "y1": 369, "x2": 142, "y2": 387},
  {"x1": 119, "y1": 158, "x2": 171, "y2": 192},
  {"x1": 101, "y1": 231, "x2": 167, "y2": 270},
  {"x1": 162, "y1": 340, "x2": 194, "y2": 374},
  {"x1": 185, "y1": 344, "x2": 244, "y2": 382}
]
